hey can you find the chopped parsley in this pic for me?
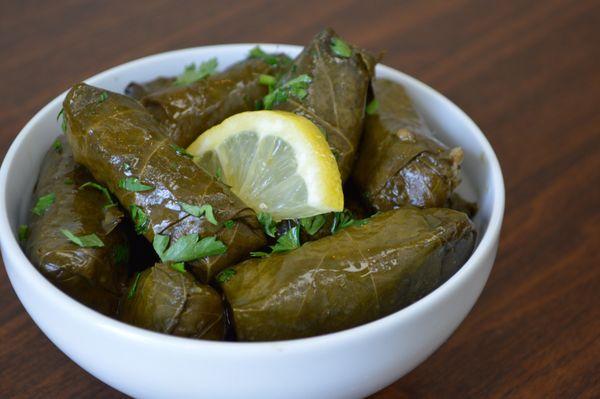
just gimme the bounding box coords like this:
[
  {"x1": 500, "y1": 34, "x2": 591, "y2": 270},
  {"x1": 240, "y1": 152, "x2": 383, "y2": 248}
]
[
  {"x1": 331, "y1": 37, "x2": 352, "y2": 58},
  {"x1": 128, "y1": 272, "x2": 142, "y2": 299},
  {"x1": 113, "y1": 244, "x2": 129, "y2": 264},
  {"x1": 330, "y1": 210, "x2": 368, "y2": 234},
  {"x1": 18, "y1": 225, "x2": 29, "y2": 243},
  {"x1": 263, "y1": 74, "x2": 312, "y2": 110},
  {"x1": 248, "y1": 46, "x2": 291, "y2": 67},
  {"x1": 123, "y1": 163, "x2": 132, "y2": 173},
  {"x1": 170, "y1": 262, "x2": 186, "y2": 273},
  {"x1": 259, "y1": 74, "x2": 276, "y2": 87},
  {"x1": 179, "y1": 202, "x2": 217, "y2": 225},
  {"x1": 170, "y1": 143, "x2": 193, "y2": 158},
  {"x1": 130, "y1": 205, "x2": 149, "y2": 234},
  {"x1": 300, "y1": 214, "x2": 326, "y2": 236},
  {"x1": 257, "y1": 212, "x2": 277, "y2": 237},
  {"x1": 61, "y1": 229, "x2": 104, "y2": 248},
  {"x1": 174, "y1": 58, "x2": 218, "y2": 86},
  {"x1": 98, "y1": 91, "x2": 108, "y2": 103},
  {"x1": 32, "y1": 193, "x2": 56, "y2": 216},
  {"x1": 365, "y1": 99, "x2": 379, "y2": 115},
  {"x1": 223, "y1": 220, "x2": 235, "y2": 229},
  {"x1": 64, "y1": 178, "x2": 74, "y2": 185},
  {"x1": 118, "y1": 177, "x2": 153, "y2": 192},
  {"x1": 52, "y1": 138, "x2": 63, "y2": 153},
  {"x1": 80, "y1": 182, "x2": 114, "y2": 207},
  {"x1": 251, "y1": 225, "x2": 300, "y2": 258},
  {"x1": 153, "y1": 233, "x2": 227, "y2": 263},
  {"x1": 57, "y1": 108, "x2": 67, "y2": 133},
  {"x1": 216, "y1": 268, "x2": 236, "y2": 283}
]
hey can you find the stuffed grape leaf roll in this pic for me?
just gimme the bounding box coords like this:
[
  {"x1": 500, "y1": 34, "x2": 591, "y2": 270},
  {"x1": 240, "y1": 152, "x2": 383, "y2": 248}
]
[
  {"x1": 141, "y1": 55, "x2": 291, "y2": 147},
  {"x1": 125, "y1": 77, "x2": 175, "y2": 101},
  {"x1": 120, "y1": 262, "x2": 225, "y2": 340},
  {"x1": 25, "y1": 136, "x2": 128, "y2": 315},
  {"x1": 63, "y1": 83, "x2": 267, "y2": 282},
  {"x1": 271, "y1": 28, "x2": 376, "y2": 181},
  {"x1": 352, "y1": 79, "x2": 463, "y2": 211},
  {"x1": 220, "y1": 207, "x2": 476, "y2": 341}
]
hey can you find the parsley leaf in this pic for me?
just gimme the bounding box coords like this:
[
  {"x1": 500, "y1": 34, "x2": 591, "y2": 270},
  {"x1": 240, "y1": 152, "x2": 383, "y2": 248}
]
[
  {"x1": 80, "y1": 182, "x2": 114, "y2": 207},
  {"x1": 271, "y1": 225, "x2": 300, "y2": 254},
  {"x1": 57, "y1": 108, "x2": 67, "y2": 133},
  {"x1": 170, "y1": 262, "x2": 186, "y2": 273},
  {"x1": 179, "y1": 202, "x2": 218, "y2": 225},
  {"x1": 130, "y1": 205, "x2": 149, "y2": 234},
  {"x1": 174, "y1": 58, "x2": 218, "y2": 86},
  {"x1": 170, "y1": 143, "x2": 193, "y2": 158},
  {"x1": 300, "y1": 214, "x2": 326, "y2": 235},
  {"x1": 248, "y1": 46, "x2": 291, "y2": 67},
  {"x1": 330, "y1": 210, "x2": 368, "y2": 234},
  {"x1": 52, "y1": 138, "x2": 63, "y2": 153},
  {"x1": 257, "y1": 212, "x2": 277, "y2": 237},
  {"x1": 128, "y1": 272, "x2": 141, "y2": 299},
  {"x1": 216, "y1": 268, "x2": 236, "y2": 283},
  {"x1": 61, "y1": 229, "x2": 104, "y2": 248},
  {"x1": 18, "y1": 225, "x2": 29, "y2": 243},
  {"x1": 366, "y1": 99, "x2": 379, "y2": 115},
  {"x1": 153, "y1": 234, "x2": 227, "y2": 262},
  {"x1": 259, "y1": 74, "x2": 276, "y2": 87},
  {"x1": 98, "y1": 91, "x2": 108, "y2": 103},
  {"x1": 331, "y1": 37, "x2": 352, "y2": 58},
  {"x1": 263, "y1": 74, "x2": 312, "y2": 110},
  {"x1": 118, "y1": 177, "x2": 153, "y2": 192},
  {"x1": 113, "y1": 244, "x2": 129, "y2": 264},
  {"x1": 32, "y1": 193, "x2": 56, "y2": 216},
  {"x1": 223, "y1": 220, "x2": 235, "y2": 229}
]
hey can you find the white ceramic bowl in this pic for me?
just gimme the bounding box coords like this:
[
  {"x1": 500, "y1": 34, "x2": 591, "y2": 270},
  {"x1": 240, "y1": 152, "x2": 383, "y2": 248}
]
[{"x1": 0, "y1": 44, "x2": 504, "y2": 399}]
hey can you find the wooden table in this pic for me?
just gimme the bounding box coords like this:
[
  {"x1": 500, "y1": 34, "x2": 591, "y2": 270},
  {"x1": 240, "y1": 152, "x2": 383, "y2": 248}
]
[{"x1": 1, "y1": 0, "x2": 598, "y2": 397}]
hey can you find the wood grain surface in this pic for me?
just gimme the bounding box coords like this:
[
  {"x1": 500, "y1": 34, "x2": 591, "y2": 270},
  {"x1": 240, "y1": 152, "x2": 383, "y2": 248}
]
[{"x1": 1, "y1": 0, "x2": 599, "y2": 397}]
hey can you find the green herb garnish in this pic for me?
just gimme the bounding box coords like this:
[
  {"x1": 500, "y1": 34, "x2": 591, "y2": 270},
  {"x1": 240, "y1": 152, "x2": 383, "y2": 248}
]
[
  {"x1": 32, "y1": 193, "x2": 56, "y2": 216},
  {"x1": 18, "y1": 225, "x2": 29, "y2": 243},
  {"x1": 170, "y1": 143, "x2": 193, "y2": 158},
  {"x1": 64, "y1": 178, "x2": 74, "y2": 185},
  {"x1": 61, "y1": 229, "x2": 104, "y2": 248},
  {"x1": 331, "y1": 37, "x2": 352, "y2": 58},
  {"x1": 330, "y1": 210, "x2": 368, "y2": 234},
  {"x1": 153, "y1": 233, "x2": 227, "y2": 263},
  {"x1": 248, "y1": 46, "x2": 291, "y2": 67},
  {"x1": 179, "y1": 202, "x2": 218, "y2": 225},
  {"x1": 170, "y1": 262, "x2": 186, "y2": 273},
  {"x1": 263, "y1": 74, "x2": 312, "y2": 110},
  {"x1": 80, "y1": 182, "x2": 114, "y2": 207},
  {"x1": 257, "y1": 212, "x2": 277, "y2": 237},
  {"x1": 251, "y1": 225, "x2": 300, "y2": 258},
  {"x1": 52, "y1": 138, "x2": 62, "y2": 153},
  {"x1": 300, "y1": 214, "x2": 326, "y2": 236},
  {"x1": 365, "y1": 99, "x2": 379, "y2": 115},
  {"x1": 98, "y1": 91, "x2": 108, "y2": 103},
  {"x1": 216, "y1": 268, "x2": 236, "y2": 283},
  {"x1": 128, "y1": 272, "x2": 141, "y2": 299},
  {"x1": 118, "y1": 177, "x2": 153, "y2": 192},
  {"x1": 174, "y1": 58, "x2": 218, "y2": 86},
  {"x1": 223, "y1": 220, "x2": 235, "y2": 229},
  {"x1": 113, "y1": 244, "x2": 130, "y2": 264},
  {"x1": 259, "y1": 74, "x2": 276, "y2": 87},
  {"x1": 130, "y1": 205, "x2": 149, "y2": 234},
  {"x1": 57, "y1": 108, "x2": 67, "y2": 133},
  {"x1": 123, "y1": 163, "x2": 132, "y2": 173}
]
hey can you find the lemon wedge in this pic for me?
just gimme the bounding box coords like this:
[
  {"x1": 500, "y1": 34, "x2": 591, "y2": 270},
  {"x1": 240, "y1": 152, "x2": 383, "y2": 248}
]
[{"x1": 187, "y1": 111, "x2": 343, "y2": 220}]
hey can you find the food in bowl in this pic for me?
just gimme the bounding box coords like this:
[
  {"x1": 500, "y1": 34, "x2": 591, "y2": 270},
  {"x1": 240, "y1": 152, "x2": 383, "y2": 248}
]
[{"x1": 20, "y1": 28, "x2": 477, "y2": 342}]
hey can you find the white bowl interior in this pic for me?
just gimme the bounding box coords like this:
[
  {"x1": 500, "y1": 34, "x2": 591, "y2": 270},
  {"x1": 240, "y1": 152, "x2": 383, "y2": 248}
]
[{"x1": 0, "y1": 44, "x2": 504, "y2": 398}]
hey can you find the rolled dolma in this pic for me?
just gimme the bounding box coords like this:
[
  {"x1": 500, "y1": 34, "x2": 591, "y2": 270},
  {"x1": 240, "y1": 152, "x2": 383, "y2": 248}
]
[
  {"x1": 25, "y1": 136, "x2": 128, "y2": 315},
  {"x1": 352, "y1": 79, "x2": 463, "y2": 211},
  {"x1": 125, "y1": 77, "x2": 175, "y2": 100},
  {"x1": 120, "y1": 263, "x2": 225, "y2": 340},
  {"x1": 220, "y1": 207, "x2": 476, "y2": 341},
  {"x1": 273, "y1": 28, "x2": 376, "y2": 181},
  {"x1": 64, "y1": 83, "x2": 267, "y2": 281},
  {"x1": 141, "y1": 56, "x2": 290, "y2": 147}
]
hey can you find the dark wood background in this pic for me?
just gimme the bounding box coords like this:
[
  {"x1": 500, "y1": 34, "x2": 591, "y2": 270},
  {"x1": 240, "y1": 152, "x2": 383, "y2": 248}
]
[{"x1": 1, "y1": 0, "x2": 599, "y2": 397}]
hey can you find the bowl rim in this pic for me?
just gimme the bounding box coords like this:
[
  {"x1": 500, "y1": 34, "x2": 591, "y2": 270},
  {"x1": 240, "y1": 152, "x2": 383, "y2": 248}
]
[{"x1": 0, "y1": 43, "x2": 505, "y2": 350}]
